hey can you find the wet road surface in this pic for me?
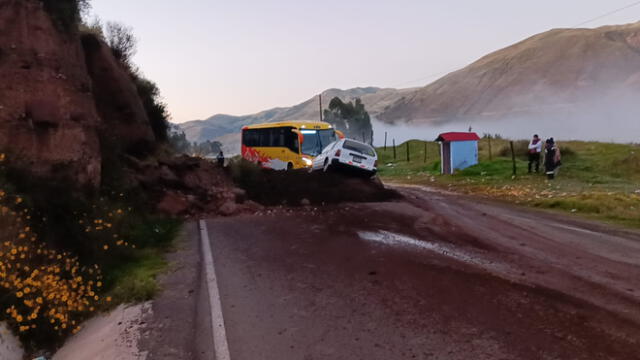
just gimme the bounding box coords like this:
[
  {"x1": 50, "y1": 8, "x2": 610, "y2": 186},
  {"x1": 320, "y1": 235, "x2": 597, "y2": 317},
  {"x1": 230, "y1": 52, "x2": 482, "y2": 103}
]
[{"x1": 203, "y1": 186, "x2": 640, "y2": 360}]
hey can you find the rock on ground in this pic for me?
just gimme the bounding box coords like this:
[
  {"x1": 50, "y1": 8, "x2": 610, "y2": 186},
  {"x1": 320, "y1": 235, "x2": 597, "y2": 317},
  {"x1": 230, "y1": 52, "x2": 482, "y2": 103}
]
[{"x1": 53, "y1": 303, "x2": 152, "y2": 360}]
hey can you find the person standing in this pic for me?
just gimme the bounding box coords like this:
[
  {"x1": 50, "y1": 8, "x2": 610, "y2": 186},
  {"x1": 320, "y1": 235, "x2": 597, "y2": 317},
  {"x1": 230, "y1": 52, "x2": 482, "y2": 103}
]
[
  {"x1": 216, "y1": 150, "x2": 225, "y2": 167},
  {"x1": 527, "y1": 134, "x2": 542, "y2": 173},
  {"x1": 544, "y1": 138, "x2": 561, "y2": 179}
]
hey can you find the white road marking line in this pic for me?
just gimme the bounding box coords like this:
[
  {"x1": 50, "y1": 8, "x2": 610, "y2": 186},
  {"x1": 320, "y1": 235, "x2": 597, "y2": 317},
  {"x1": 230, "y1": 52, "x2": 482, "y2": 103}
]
[{"x1": 199, "y1": 220, "x2": 231, "y2": 360}]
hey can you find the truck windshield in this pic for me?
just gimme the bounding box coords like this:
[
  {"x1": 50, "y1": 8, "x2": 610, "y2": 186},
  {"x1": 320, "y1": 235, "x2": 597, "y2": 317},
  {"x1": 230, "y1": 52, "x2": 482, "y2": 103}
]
[{"x1": 300, "y1": 129, "x2": 336, "y2": 156}]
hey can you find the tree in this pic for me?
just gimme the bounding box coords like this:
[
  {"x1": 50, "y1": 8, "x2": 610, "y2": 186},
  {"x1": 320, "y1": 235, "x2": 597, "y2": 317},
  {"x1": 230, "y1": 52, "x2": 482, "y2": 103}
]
[
  {"x1": 40, "y1": 0, "x2": 91, "y2": 31},
  {"x1": 191, "y1": 141, "x2": 223, "y2": 157},
  {"x1": 168, "y1": 132, "x2": 191, "y2": 154},
  {"x1": 134, "y1": 77, "x2": 170, "y2": 142},
  {"x1": 105, "y1": 22, "x2": 137, "y2": 67},
  {"x1": 323, "y1": 97, "x2": 373, "y2": 143},
  {"x1": 82, "y1": 16, "x2": 105, "y2": 38}
]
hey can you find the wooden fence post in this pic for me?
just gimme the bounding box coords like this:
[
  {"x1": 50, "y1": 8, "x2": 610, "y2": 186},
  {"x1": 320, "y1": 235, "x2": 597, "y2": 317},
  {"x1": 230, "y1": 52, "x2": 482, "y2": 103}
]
[
  {"x1": 510, "y1": 141, "x2": 517, "y2": 176},
  {"x1": 384, "y1": 132, "x2": 387, "y2": 151},
  {"x1": 424, "y1": 141, "x2": 427, "y2": 163},
  {"x1": 393, "y1": 139, "x2": 396, "y2": 160},
  {"x1": 488, "y1": 136, "x2": 493, "y2": 161},
  {"x1": 406, "y1": 141, "x2": 410, "y2": 162}
]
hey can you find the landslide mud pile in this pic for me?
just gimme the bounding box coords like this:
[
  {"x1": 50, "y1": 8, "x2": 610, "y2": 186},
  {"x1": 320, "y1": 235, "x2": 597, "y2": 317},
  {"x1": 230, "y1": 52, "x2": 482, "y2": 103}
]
[{"x1": 231, "y1": 160, "x2": 400, "y2": 206}]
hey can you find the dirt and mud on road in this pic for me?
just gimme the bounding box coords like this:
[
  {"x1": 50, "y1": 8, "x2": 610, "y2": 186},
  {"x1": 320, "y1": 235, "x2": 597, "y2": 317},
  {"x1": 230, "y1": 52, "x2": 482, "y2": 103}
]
[
  {"x1": 230, "y1": 160, "x2": 399, "y2": 206},
  {"x1": 198, "y1": 184, "x2": 640, "y2": 360}
]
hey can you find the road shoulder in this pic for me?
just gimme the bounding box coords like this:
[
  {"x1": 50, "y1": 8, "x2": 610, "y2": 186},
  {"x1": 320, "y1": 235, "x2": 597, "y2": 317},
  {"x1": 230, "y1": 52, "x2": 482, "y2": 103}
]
[{"x1": 139, "y1": 222, "x2": 214, "y2": 360}]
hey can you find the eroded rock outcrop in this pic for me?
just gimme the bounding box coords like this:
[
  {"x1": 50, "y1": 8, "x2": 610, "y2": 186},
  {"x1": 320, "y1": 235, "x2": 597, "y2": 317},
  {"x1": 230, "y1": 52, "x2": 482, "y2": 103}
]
[
  {"x1": 0, "y1": 0, "x2": 102, "y2": 185},
  {"x1": 0, "y1": 0, "x2": 243, "y2": 218},
  {"x1": 81, "y1": 34, "x2": 157, "y2": 156}
]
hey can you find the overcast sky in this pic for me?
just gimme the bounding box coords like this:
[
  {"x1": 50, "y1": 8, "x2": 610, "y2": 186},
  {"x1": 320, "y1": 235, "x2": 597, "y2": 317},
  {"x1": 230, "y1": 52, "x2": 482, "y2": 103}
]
[{"x1": 90, "y1": 0, "x2": 640, "y2": 123}]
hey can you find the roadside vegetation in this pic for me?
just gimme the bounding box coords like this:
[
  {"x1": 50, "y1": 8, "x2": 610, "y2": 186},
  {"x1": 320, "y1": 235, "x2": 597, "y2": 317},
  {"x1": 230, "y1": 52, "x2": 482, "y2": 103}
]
[
  {"x1": 40, "y1": 0, "x2": 90, "y2": 31},
  {"x1": 0, "y1": 0, "x2": 181, "y2": 352},
  {"x1": 0, "y1": 154, "x2": 181, "y2": 350},
  {"x1": 377, "y1": 138, "x2": 640, "y2": 228}
]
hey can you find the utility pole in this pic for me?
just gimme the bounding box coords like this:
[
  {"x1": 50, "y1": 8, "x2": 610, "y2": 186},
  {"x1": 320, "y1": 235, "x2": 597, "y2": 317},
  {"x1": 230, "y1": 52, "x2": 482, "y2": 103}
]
[
  {"x1": 319, "y1": 94, "x2": 323, "y2": 122},
  {"x1": 406, "y1": 141, "x2": 410, "y2": 162},
  {"x1": 384, "y1": 132, "x2": 387, "y2": 151}
]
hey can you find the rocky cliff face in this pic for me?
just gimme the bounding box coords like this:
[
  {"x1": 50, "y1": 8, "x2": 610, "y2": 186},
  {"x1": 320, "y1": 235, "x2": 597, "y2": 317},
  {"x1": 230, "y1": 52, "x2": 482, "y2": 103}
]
[
  {"x1": 0, "y1": 0, "x2": 102, "y2": 185},
  {"x1": 0, "y1": 0, "x2": 158, "y2": 187},
  {"x1": 81, "y1": 34, "x2": 156, "y2": 157}
]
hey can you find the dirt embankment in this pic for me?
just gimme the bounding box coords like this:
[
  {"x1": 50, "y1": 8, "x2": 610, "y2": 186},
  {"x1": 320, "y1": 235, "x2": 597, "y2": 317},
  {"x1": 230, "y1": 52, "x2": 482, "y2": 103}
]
[
  {"x1": 0, "y1": 0, "x2": 239, "y2": 217},
  {"x1": 0, "y1": 0, "x2": 103, "y2": 185}
]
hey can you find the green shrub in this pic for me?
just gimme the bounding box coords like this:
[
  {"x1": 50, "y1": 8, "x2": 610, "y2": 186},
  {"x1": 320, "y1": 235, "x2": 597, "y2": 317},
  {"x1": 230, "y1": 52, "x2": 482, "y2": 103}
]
[
  {"x1": 134, "y1": 77, "x2": 170, "y2": 143},
  {"x1": 40, "y1": 0, "x2": 89, "y2": 31}
]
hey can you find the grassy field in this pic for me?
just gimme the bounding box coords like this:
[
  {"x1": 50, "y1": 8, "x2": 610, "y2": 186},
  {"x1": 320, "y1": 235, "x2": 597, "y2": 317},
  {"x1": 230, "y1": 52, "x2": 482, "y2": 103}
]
[{"x1": 377, "y1": 138, "x2": 640, "y2": 228}]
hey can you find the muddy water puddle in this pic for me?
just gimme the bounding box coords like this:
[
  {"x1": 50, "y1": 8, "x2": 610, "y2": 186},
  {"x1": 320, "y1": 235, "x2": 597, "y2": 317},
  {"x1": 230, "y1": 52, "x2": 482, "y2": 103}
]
[{"x1": 358, "y1": 230, "x2": 510, "y2": 273}]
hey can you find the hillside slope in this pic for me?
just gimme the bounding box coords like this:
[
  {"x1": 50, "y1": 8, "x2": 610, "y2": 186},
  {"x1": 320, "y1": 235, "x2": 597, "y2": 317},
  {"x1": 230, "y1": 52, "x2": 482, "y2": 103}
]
[
  {"x1": 379, "y1": 22, "x2": 640, "y2": 126},
  {"x1": 179, "y1": 87, "x2": 415, "y2": 147},
  {"x1": 0, "y1": 0, "x2": 162, "y2": 186}
]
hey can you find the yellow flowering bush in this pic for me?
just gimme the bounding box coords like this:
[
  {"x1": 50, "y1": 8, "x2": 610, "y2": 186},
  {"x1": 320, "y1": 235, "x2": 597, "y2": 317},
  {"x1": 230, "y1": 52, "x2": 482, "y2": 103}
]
[
  {"x1": 0, "y1": 153, "x2": 180, "y2": 348},
  {"x1": 0, "y1": 190, "x2": 105, "y2": 341}
]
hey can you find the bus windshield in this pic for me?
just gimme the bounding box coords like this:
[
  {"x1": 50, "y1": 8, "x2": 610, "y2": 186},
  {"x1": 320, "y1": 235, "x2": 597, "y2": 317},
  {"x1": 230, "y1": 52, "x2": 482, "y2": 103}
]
[{"x1": 300, "y1": 129, "x2": 336, "y2": 156}]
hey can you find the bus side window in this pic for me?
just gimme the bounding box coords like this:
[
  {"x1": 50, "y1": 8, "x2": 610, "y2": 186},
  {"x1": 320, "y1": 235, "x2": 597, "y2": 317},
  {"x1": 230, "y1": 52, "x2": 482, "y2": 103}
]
[{"x1": 242, "y1": 129, "x2": 259, "y2": 147}]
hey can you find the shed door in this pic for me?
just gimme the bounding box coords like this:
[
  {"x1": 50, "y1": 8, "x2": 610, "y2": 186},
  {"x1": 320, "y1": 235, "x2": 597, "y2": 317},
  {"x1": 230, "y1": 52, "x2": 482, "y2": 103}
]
[{"x1": 442, "y1": 142, "x2": 452, "y2": 174}]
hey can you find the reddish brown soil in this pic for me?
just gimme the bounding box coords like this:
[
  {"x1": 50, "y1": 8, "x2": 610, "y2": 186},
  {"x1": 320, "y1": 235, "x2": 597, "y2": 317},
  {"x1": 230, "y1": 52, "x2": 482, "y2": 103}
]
[{"x1": 188, "y1": 185, "x2": 640, "y2": 359}]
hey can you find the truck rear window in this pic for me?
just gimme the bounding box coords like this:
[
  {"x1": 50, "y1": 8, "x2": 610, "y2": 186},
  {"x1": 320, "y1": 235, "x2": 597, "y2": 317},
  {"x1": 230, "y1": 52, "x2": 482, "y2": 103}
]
[{"x1": 343, "y1": 140, "x2": 375, "y2": 157}]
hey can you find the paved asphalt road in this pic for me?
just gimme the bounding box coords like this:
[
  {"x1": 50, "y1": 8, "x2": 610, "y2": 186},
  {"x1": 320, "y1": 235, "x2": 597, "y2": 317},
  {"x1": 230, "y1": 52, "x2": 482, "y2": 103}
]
[{"x1": 200, "y1": 186, "x2": 640, "y2": 360}]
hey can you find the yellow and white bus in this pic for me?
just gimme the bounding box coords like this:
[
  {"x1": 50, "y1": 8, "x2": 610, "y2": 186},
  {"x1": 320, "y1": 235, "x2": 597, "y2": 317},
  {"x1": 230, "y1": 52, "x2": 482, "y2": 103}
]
[{"x1": 241, "y1": 121, "x2": 343, "y2": 170}]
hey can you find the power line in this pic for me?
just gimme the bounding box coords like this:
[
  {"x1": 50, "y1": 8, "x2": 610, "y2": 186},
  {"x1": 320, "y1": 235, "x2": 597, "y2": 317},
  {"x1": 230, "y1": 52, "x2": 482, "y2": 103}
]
[{"x1": 573, "y1": 0, "x2": 640, "y2": 27}]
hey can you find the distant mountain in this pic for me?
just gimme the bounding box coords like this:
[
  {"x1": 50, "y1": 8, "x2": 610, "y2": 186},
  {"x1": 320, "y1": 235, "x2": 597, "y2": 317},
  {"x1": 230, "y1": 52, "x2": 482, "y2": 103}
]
[
  {"x1": 179, "y1": 22, "x2": 640, "y2": 149},
  {"x1": 178, "y1": 87, "x2": 415, "y2": 153},
  {"x1": 378, "y1": 22, "x2": 640, "y2": 128}
]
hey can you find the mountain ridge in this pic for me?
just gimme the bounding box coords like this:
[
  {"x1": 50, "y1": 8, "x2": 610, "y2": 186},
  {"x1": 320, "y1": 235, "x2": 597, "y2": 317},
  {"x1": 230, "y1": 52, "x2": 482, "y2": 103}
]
[
  {"x1": 179, "y1": 87, "x2": 416, "y2": 149},
  {"x1": 379, "y1": 22, "x2": 640, "y2": 125}
]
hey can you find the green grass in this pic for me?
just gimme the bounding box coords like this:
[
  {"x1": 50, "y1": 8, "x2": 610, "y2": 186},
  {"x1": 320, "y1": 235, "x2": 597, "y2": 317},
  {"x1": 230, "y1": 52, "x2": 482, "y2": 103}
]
[
  {"x1": 377, "y1": 139, "x2": 640, "y2": 228},
  {"x1": 103, "y1": 249, "x2": 169, "y2": 304},
  {"x1": 103, "y1": 217, "x2": 182, "y2": 305}
]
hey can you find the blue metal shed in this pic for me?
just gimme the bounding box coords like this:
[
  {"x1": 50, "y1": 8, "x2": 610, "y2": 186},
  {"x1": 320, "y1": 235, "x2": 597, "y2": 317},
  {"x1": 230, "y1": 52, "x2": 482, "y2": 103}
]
[{"x1": 435, "y1": 132, "x2": 480, "y2": 174}]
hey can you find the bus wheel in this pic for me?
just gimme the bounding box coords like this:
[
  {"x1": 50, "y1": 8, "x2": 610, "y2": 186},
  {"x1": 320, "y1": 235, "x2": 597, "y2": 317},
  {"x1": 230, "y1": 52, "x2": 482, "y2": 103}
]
[{"x1": 287, "y1": 162, "x2": 293, "y2": 171}]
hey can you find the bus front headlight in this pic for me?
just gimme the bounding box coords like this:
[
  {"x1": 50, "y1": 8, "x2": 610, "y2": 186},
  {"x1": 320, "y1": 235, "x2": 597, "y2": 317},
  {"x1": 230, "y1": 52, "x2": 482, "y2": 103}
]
[{"x1": 302, "y1": 158, "x2": 313, "y2": 166}]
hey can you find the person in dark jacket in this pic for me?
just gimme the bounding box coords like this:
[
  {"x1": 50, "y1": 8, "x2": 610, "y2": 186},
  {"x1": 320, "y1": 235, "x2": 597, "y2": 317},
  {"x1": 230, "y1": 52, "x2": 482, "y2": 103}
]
[
  {"x1": 544, "y1": 138, "x2": 562, "y2": 179},
  {"x1": 216, "y1": 151, "x2": 225, "y2": 167}
]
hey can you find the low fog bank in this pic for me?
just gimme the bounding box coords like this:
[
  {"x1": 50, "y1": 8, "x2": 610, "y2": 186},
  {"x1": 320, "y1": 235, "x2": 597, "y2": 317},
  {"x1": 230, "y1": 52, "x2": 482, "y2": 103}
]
[
  {"x1": 374, "y1": 84, "x2": 640, "y2": 145},
  {"x1": 373, "y1": 100, "x2": 640, "y2": 145}
]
